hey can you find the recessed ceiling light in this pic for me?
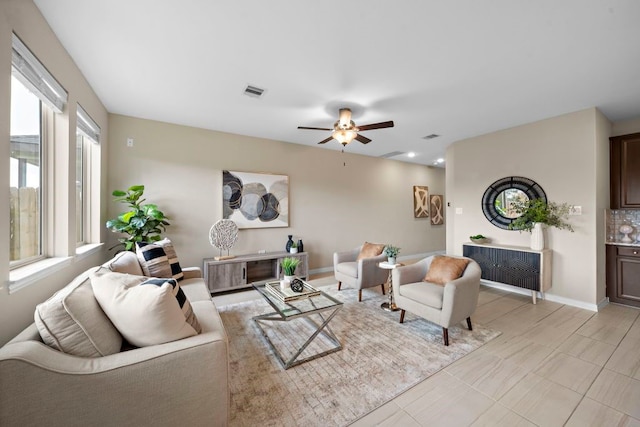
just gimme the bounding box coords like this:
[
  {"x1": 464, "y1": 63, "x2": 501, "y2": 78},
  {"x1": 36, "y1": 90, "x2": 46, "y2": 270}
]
[
  {"x1": 436, "y1": 158, "x2": 444, "y2": 163},
  {"x1": 407, "y1": 152, "x2": 416, "y2": 158}
]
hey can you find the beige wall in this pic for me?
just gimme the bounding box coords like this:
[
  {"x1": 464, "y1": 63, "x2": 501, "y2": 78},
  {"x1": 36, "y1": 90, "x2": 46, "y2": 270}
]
[
  {"x1": 107, "y1": 114, "x2": 446, "y2": 270},
  {"x1": 446, "y1": 108, "x2": 610, "y2": 307},
  {"x1": 0, "y1": 0, "x2": 109, "y2": 345},
  {"x1": 612, "y1": 117, "x2": 640, "y2": 136}
]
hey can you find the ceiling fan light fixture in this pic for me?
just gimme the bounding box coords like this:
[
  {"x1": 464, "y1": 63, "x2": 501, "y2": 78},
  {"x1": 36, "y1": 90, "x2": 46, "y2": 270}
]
[{"x1": 332, "y1": 129, "x2": 357, "y2": 146}]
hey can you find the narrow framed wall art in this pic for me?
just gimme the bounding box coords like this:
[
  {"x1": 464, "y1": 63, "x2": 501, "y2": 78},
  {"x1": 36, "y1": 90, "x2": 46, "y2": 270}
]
[
  {"x1": 430, "y1": 194, "x2": 444, "y2": 225},
  {"x1": 413, "y1": 185, "x2": 429, "y2": 218}
]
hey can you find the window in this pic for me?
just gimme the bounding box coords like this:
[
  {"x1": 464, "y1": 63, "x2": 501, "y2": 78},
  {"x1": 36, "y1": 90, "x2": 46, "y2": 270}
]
[
  {"x1": 76, "y1": 105, "x2": 100, "y2": 247},
  {"x1": 10, "y1": 33, "x2": 67, "y2": 269},
  {"x1": 10, "y1": 75, "x2": 45, "y2": 265}
]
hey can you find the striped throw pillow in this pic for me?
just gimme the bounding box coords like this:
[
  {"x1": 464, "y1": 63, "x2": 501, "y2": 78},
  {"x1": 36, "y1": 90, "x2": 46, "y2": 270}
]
[
  {"x1": 141, "y1": 278, "x2": 201, "y2": 333},
  {"x1": 136, "y1": 239, "x2": 184, "y2": 281}
]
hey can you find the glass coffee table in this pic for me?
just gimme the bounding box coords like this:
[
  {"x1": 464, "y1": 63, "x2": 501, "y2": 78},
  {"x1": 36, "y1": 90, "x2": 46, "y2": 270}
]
[{"x1": 252, "y1": 281, "x2": 343, "y2": 369}]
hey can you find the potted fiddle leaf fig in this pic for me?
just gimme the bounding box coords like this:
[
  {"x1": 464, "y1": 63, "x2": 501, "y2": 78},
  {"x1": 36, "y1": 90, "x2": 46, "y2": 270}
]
[{"x1": 106, "y1": 185, "x2": 170, "y2": 251}]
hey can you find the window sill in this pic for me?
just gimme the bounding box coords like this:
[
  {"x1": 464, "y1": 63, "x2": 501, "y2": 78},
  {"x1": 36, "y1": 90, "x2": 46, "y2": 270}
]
[
  {"x1": 76, "y1": 242, "x2": 104, "y2": 260},
  {"x1": 9, "y1": 257, "x2": 73, "y2": 294}
]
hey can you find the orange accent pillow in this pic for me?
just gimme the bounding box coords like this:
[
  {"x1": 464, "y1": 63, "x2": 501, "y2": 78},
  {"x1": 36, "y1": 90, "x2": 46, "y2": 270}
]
[
  {"x1": 424, "y1": 256, "x2": 470, "y2": 285},
  {"x1": 357, "y1": 242, "x2": 386, "y2": 260}
]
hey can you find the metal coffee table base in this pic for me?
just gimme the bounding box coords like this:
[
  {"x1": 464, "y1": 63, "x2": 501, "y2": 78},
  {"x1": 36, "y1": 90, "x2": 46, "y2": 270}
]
[{"x1": 253, "y1": 307, "x2": 342, "y2": 369}]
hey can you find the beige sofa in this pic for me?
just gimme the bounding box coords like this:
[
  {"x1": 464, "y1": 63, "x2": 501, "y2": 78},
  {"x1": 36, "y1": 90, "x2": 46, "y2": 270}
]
[{"x1": 0, "y1": 251, "x2": 229, "y2": 427}]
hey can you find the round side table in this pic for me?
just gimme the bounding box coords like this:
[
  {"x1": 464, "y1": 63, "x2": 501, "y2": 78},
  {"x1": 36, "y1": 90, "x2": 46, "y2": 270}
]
[{"x1": 378, "y1": 261, "x2": 403, "y2": 312}]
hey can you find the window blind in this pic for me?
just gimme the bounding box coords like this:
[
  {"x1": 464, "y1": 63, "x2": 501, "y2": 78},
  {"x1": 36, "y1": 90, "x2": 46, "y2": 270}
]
[
  {"x1": 77, "y1": 104, "x2": 101, "y2": 144},
  {"x1": 11, "y1": 33, "x2": 68, "y2": 113}
]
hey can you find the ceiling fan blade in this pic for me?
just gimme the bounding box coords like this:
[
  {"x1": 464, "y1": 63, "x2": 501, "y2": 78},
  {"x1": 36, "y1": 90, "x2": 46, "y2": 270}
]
[
  {"x1": 357, "y1": 121, "x2": 395, "y2": 131},
  {"x1": 355, "y1": 134, "x2": 372, "y2": 144},
  {"x1": 317, "y1": 136, "x2": 334, "y2": 144},
  {"x1": 298, "y1": 126, "x2": 333, "y2": 131}
]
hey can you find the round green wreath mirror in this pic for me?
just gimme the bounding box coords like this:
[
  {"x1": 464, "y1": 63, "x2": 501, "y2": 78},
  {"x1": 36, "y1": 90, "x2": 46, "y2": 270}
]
[{"x1": 482, "y1": 176, "x2": 547, "y2": 230}]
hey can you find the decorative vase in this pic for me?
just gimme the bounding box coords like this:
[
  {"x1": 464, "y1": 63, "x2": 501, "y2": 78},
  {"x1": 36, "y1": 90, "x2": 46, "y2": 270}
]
[
  {"x1": 530, "y1": 222, "x2": 545, "y2": 250},
  {"x1": 297, "y1": 239, "x2": 304, "y2": 253},
  {"x1": 387, "y1": 257, "x2": 396, "y2": 265},
  {"x1": 620, "y1": 224, "x2": 634, "y2": 243},
  {"x1": 285, "y1": 235, "x2": 294, "y2": 252}
]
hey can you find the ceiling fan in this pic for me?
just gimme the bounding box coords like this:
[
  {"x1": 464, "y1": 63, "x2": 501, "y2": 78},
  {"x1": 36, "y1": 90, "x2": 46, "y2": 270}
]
[{"x1": 298, "y1": 108, "x2": 394, "y2": 146}]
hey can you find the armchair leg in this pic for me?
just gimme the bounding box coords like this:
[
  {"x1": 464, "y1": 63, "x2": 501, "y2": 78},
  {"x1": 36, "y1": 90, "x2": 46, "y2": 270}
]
[
  {"x1": 380, "y1": 283, "x2": 386, "y2": 295},
  {"x1": 466, "y1": 317, "x2": 473, "y2": 331},
  {"x1": 358, "y1": 290, "x2": 362, "y2": 302},
  {"x1": 337, "y1": 282, "x2": 342, "y2": 291},
  {"x1": 442, "y1": 328, "x2": 449, "y2": 346},
  {"x1": 399, "y1": 309, "x2": 405, "y2": 323}
]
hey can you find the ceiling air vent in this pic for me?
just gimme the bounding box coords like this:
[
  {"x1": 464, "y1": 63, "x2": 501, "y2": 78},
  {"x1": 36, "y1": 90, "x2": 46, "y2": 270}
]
[
  {"x1": 243, "y1": 84, "x2": 266, "y2": 98},
  {"x1": 380, "y1": 151, "x2": 405, "y2": 158},
  {"x1": 422, "y1": 134, "x2": 440, "y2": 140}
]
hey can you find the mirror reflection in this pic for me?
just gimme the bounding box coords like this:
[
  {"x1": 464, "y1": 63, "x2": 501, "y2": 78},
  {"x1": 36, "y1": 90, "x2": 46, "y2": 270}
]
[{"x1": 495, "y1": 189, "x2": 529, "y2": 219}]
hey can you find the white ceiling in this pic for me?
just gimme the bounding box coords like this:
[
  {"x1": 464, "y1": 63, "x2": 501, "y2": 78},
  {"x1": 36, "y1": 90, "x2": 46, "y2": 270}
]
[{"x1": 34, "y1": 0, "x2": 640, "y2": 167}]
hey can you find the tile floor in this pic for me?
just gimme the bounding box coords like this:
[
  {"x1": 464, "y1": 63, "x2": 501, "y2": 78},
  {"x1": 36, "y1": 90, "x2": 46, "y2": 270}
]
[
  {"x1": 351, "y1": 286, "x2": 640, "y2": 427},
  {"x1": 213, "y1": 276, "x2": 640, "y2": 427}
]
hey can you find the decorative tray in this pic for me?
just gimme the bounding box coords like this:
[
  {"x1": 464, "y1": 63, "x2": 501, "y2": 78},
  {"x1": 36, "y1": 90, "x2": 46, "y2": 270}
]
[{"x1": 264, "y1": 279, "x2": 321, "y2": 302}]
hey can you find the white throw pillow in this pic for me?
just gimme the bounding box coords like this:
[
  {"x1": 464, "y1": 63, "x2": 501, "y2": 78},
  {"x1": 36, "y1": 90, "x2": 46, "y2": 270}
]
[
  {"x1": 90, "y1": 269, "x2": 198, "y2": 347},
  {"x1": 34, "y1": 267, "x2": 123, "y2": 357}
]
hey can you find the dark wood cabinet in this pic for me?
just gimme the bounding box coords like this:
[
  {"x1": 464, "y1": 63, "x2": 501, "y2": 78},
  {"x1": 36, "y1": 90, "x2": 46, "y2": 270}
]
[
  {"x1": 610, "y1": 132, "x2": 640, "y2": 209},
  {"x1": 606, "y1": 245, "x2": 640, "y2": 308}
]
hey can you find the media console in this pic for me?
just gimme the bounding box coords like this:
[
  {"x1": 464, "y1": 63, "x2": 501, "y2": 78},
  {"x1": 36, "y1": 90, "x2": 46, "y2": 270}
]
[
  {"x1": 203, "y1": 251, "x2": 308, "y2": 294},
  {"x1": 463, "y1": 243, "x2": 551, "y2": 304}
]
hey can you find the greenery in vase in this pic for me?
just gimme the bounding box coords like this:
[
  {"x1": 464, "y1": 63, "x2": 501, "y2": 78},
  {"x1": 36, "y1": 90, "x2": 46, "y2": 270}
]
[
  {"x1": 105, "y1": 185, "x2": 170, "y2": 251},
  {"x1": 508, "y1": 199, "x2": 574, "y2": 233},
  {"x1": 281, "y1": 257, "x2": 301, "y2": 276},
  {"x1": 384, "y1": 245, "x2": 400, "y2": 258}
]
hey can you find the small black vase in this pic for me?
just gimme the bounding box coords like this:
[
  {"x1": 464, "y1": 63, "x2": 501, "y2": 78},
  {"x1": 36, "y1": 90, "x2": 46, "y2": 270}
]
[
  {"x1": 285, "y1": 235, "x2": 294, "y2": 252},
  {"x1": 297, "y1": 239, "x2": 304, "y2": 253}
]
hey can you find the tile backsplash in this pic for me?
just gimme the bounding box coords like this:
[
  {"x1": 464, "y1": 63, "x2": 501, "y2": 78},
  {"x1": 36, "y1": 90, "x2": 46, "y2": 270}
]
[{"x1": 606, "y1": 209, "x2": 640, "y2": 244}]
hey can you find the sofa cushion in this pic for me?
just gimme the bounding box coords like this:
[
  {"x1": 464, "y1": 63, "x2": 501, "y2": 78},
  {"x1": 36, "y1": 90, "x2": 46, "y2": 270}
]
[
  {"x1": 424, "y1": 256, "x2": 470, "y2": 285},
  {"x1": 357, "y1": 242, "x2": 385, "y2": 260},
  {"x1": 91, "y1": 269, "x2": 198, "y2": 347},
  {"x1": 136, "y1": 239, "x2": 184, "y2": 281},
  {"x1": 335, "y1": 261, "x2": 358, "y2": 278},
  {"x1": 34, "y1": 267, "x2": 123, "y2": 357},
  {"x1": 399, "y1": 281, "x2": 444, "y2": 309},
  {"x1": 103, "y1": 250, "x2": 143, "y2": 276}
]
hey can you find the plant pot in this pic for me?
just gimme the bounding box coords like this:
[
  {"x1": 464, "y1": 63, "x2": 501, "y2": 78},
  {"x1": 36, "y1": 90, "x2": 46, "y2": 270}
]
[
  {"x1": 530, "y1": 222, "x2": 545, "y2": 250},
  {"x1": 289, "y1": 247, "x2": 298, "y2": 254},
  {"x1": 387, "y1": 257, "x2": 396, "y2": 265}
]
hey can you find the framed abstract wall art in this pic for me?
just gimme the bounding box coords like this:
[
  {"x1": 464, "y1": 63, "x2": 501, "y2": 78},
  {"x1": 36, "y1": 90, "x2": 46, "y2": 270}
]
[
  {"x1": 413, "y1": 185, "x2": 429, "y2": 218},
  {"x1": 222, "y1": 170, "x2": 289, "y2": 229},
  {"x1": 430, "y1": 194, "x2": 444, "y2": 225}
]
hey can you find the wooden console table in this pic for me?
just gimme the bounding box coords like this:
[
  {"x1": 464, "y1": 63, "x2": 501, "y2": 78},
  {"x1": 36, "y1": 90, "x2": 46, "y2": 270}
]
[
  {"x1": 463, "y1": 243, "x2": 551, "y2": 304},
  {"x1": 203, "y1": 251, "x2": 308, "y2": 294}
]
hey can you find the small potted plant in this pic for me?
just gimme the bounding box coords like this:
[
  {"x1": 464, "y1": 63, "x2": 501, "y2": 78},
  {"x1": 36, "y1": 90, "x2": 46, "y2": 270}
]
[
  {"x1": 384, "y1": 245, "x2": 400, "y2": 265},
  {"x1": 289, "y1": 241, "x2": 298, "y2": 254},
  {"x1": 281, "y1": 257, "x2": 301, "y2": 283}
]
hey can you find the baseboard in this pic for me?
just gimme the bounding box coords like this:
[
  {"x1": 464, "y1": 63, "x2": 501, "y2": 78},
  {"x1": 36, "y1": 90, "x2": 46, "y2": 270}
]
[
  {"x1": 480, "y1": 280, "x2": 600, "y2": 312},
  {"x1": 308, "y1": 250, "x2": 446, "y2": 276}
]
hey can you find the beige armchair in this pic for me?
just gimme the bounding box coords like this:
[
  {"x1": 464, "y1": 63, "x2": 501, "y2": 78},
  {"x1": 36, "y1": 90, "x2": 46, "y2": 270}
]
[
  {"x1": 334, "y1": 245, "x2": 389, "y2": 301},
  {"x1": 391, "y1": 255, "x2": 481, "y2": 346}
]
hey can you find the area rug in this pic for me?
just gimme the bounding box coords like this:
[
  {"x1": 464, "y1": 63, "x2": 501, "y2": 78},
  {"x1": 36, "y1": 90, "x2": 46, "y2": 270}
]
[{"x1": 218, "y1": 283, "x2": 501, "y2": 427}]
